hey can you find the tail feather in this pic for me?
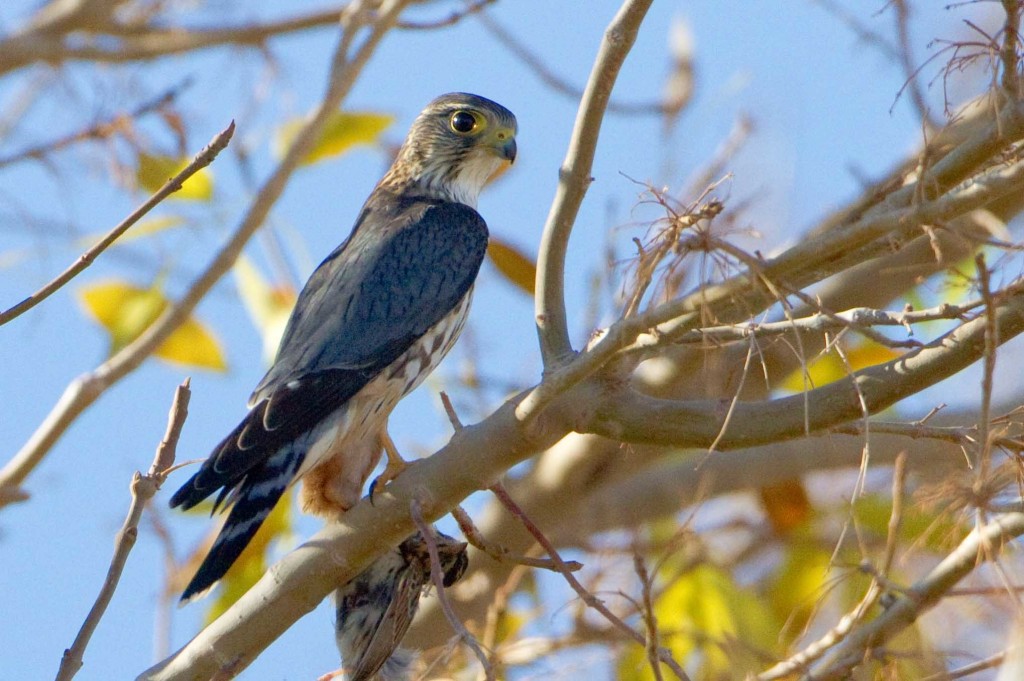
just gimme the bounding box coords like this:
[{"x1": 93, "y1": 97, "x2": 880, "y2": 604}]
[{"x1": 179, "y1": 444, "x2": 305, "y2": 603}]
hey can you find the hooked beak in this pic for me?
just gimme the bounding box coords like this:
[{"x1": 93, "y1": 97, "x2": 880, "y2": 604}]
[{"x1": 500, "y1": 137, "x2": 517, "y2": 164}]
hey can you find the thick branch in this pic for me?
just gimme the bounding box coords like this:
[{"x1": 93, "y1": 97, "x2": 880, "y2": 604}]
[
  {"x1": 589, "y1": 285, "x2": 1024, "y2": 448},
  {"x1": 534, "y1": 0, "x2": 653, "y2": 367},
  {"x1": 136, "y1": 393, "x2": 571, "y2": 680}
]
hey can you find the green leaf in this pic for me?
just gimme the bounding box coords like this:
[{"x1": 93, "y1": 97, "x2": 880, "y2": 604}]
[
  {"x1": 77, "y1": 279, "x2": 227, "y2": 371},
  {"x1": 136, "y1": 153, "x2": 213, "y2": 201},
  {"x1": 274, "y1": 110, "x2": 394, "y2": 166},
  {"x1": 487, "y1": 237, "x2": 536, "y2": 296}
]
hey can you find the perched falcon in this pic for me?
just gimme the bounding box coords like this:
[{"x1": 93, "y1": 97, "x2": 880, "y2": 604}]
[
  {"x1": 328, "y1": 530, "x2": 468, "y2": 681},
  {"x1": 169, "y1": 93, "x2": 517, "y2": 602}
]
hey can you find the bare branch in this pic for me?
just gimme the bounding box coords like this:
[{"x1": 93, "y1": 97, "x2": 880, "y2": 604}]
[
  {"x1": 1002, "y1": 0, "x2": 1022, "y2": 98},
  {"x1": 803, "y1": 512, "x2": 1024, "y2": 679},
  {"x1": 587, "y1": 284, "x2": 1024, "y2": 449},
  {"x1": 55, "y1": 379, "x2": 190, "y2": 681},
  {"x1": 0, "y1": 121, "x2": 234, "y2": 328},
  {"x1": 489, "y1": 483, "x2": 692, "y2": 681},
  {"x1": 0, "y1": 81, "x2": 188, "y2": 168},
  {"x1": 476, "y1": 12, "x2": 664, "y2": 116},
  {"x1": 410, "y1": 499, "x2": 494, "y2": 681},
  {"x1": 535, "y1": 0, "x2": 654, "y2": 367}
]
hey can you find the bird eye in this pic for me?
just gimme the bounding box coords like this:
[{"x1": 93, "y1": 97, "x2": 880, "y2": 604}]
[{"x1": 450, "y1": 111, "x2": 477, "y2": 134}]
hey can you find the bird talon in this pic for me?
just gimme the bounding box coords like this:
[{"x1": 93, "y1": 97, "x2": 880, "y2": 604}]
[{"x1": 369, "y1": 431, "x2": 410, "y2": 504}]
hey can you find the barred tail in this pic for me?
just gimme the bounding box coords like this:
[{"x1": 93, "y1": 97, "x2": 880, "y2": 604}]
[{"x1": 179, "y1": 445, "x2": 304, "y2": 603}]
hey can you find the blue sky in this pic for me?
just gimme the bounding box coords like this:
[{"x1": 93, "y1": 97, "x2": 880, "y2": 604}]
[{"x1": 0, "y1": 1, "x2": 1004, "y2": 679}]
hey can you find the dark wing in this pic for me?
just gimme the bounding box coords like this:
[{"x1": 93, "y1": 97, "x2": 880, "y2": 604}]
[
  {"x1": 167, "y1": 196, "x2": 487, "y2": 600},
  {"x1": 170, "y1": 195, "x2": 488, "y2": 510}
]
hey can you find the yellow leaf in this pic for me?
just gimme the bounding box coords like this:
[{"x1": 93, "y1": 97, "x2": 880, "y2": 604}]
[
  {"x1": 79, "y1": 280, "x2": 167, "y2": 354},
  {"x1": 205, "y1": 492, "x2": 293, "y2": 623},
  {"x1": 274, "y1": 110, "x2": 394, "y2": 166},
  {"x1": 136, "y1": 153, "x2": 213, "y2": 201},
  {"x1": 155, "y1": 316, "x2": 227, "y2": 371},
  {"x1": 619, "y1": 563, "x2": 779, "y2": 680},
  {"x1": 233, "y1": 256, "x2": 296, "y2": 362},
  {"x1": 487, "y1": 238, "x2": 536, "y2": 296},
  {"x1": 779, "y1": 340, "x2": 901, "y2": 392},
  {"x1": 768, "y1": 541, "x2": 834, "y2": 640},
  {"x1": 77, "y1": 279, "x2": 227, "y2": 371}
]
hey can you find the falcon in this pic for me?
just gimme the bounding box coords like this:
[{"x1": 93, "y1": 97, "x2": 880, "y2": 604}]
[{"x1": 169, "y1": 92, "x2": 517, "y2": 602}]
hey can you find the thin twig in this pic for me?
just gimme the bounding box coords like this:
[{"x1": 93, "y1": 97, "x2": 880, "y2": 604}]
[
  {"x1": 476, "y1": 12, "x2": 664, "y2": 116},
  {"x1": 802, "y1": 512, "x2": 1024, "y2": 680},
  {"x1": 451, "y1": 505, "x2": 582, "y2": 573},
  {"x1": 975, "y1": 253, "x2": 997, "y2": 484},
  {"x1": 443, "y1": 392, "x2": 583, "y2": 573},
  {"x1": 920, "y1": 650, "x2": 1008, "y2": 681},
  {"x1": 489, "y1": 483, "x2": 692, "y2": 681},
  {"x1": 397, "y1": 0, "x2": 496, "y2": 30},
  {"x1": 0, "y1": 81, "x2": 189, "y2": 168},
  {"x1": 410, "y1": 498, "x2": 495, "y2": 681},
  {"x1": 534, "y1": 0, "x2": 655, "y2": 367},
  {"x1": 0, "y1": 121, "x2": 234, "y2": 327},
  {"x1": 55, "y1": 379, "x2": 191, "y2": 681},
  {"x1": 632, "y1": 549, "x2": 665, "y2": 681}
]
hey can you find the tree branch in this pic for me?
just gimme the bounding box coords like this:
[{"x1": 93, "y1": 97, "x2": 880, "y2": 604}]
[
  {"x1": 803, "y1": 512, "x2": 1024, "y2": 679},
  {"x1": 55, "y1": 379, "x2": 190, "y2": 681},
  {"x1": 588, "y1": 285, "x2": 1024, "y2": 449},
  {"x1": 0, "y1": 121, "x2": 234, "y2": 328},
  {"x1": 534, "y1": 0, "x2": 654, "y2": 368},
  {"x1": 136, "y1": 391, "x2": 572, "y2": 680}
]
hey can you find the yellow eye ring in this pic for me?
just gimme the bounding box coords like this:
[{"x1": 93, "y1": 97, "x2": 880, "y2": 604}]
[{"x1": 450, "y1": 110, "x2": 479, "y2": 134}]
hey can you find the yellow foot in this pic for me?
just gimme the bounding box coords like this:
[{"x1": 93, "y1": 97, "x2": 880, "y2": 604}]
[{"x1": 369, "y1": 431, "x2": 410, "y2": 504}]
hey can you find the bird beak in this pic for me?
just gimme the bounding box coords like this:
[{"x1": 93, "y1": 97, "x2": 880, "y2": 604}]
[
  {"x1": 500, "y1": 137, "x2": 517, "y2": 164},
  {"x1": 489, "y1": 129, "x2": 516, "y2": 164}
]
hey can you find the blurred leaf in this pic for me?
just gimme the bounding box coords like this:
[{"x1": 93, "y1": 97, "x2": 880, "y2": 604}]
[
  {"x1": 79, "y1": 280, "x2": 166, "y2": 354},
  {"x1": 155, "y1": 316, "x2": 227, "y2": 371},
  {"x1": 136, "y1": 153, "x2": 213, "y2": 201},
  {"x1": 779, "y1": 340, "x2": 901, "y2": 392},
  {"x1": 855, "y1": 493, "x2": 961, "y2": 552},
  {"x1": 767, "y1": 540, "x2": 834, "y2": 640},
  {"x1": 77, "y1": 279, "x2": 226, "y2": 371},
  {"x1": 233, "y1": 256, "x2": 296, "y2": 363},
  {"x1": 487, "y1": 238, "x2": 536, "y2": 296},
  {"x1": 619, "y1": 563, "x2": 778, "y2": 680},
  {"x1": 205, "y1": 492, "x2": 293, "y2": 623},
  {"x1": 75, "y1": 213, "x2": 185, "y2": 251},
  {"x1": 274, "y1": 110, "x2": 394, "y2": 166},
  {"x1": 759, "y1": 479, "x2": 812, "y2": 535}
]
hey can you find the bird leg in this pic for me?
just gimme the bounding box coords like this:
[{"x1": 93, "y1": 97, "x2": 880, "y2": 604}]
[{"x1": 369, "y1": 430, "x2": 410, "y2": 503}]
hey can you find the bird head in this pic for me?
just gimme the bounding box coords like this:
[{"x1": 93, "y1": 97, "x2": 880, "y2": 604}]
[{"x1": 390, "y1": 92, "x2": 517, "y2": 207}]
